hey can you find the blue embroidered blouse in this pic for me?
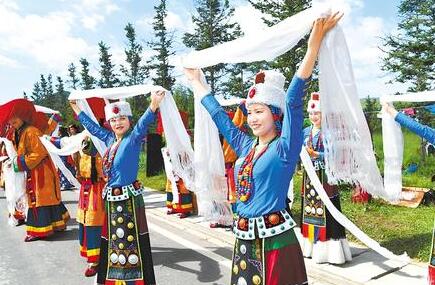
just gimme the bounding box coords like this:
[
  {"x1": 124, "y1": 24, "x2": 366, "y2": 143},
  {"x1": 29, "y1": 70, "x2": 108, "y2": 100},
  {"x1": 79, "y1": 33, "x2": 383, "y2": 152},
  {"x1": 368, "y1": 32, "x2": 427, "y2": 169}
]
[
  {"x1": 395, "y1": 112, "x2": 435, "y2": 144},
  {"x1": 77, "y1": 108, "x2": 156, "y2": 188},
  {"x1": 201, "y1": 75, "x2": 309, "y2": 218}
]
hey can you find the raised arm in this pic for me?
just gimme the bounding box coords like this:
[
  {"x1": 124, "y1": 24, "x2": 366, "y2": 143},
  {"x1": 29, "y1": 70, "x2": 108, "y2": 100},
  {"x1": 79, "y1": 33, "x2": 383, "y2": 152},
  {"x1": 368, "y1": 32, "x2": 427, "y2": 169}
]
[
  {"x1": 201, "y1": 94, "x2": 253, "y2": 156},
  {"x1": 130, "y1": 90, "x2": 165, "y2": 143},
  {"x1": 395, "y1": 113, "x2": 435, "y2": 144},
  {"x1": 383, "y1": 103, "x2": 435, "y2": 144},
  {"x1": 44, "y1": 113, "x2": 61, "y2": 135},
  {"x1": 277, "y1": 12, "x2": 343, "y2": 162},
  {"x1": 70, "y1": 100, "x2": 112, "y2": 144},
  {"x1": 276, "y1": 75, "x2": 309, "y2": 162},
  {"x1": 184, "y1": 68, "x2": 252, "y2": 156}
]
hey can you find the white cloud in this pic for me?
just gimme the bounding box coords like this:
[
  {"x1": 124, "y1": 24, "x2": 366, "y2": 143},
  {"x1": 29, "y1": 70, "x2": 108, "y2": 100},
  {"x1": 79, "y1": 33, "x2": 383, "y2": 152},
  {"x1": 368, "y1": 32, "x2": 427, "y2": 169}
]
[
  {"x1": 136, "y1": 16, "x2": 153, "y2": 34},
  {"x1": 0, "y1": 3, "x2": 94, "y2": 72},
  {"x1": 342, "y1": 15, "x2": 408, "y2": 96},
  {"x1": 105, "y1": 3, "x2": 120, "y2": 14},
  {"x1": 230, "y1": 0, "x2": 406, "y2": 97},
  {"x1": 233, "y1": 5, "x2": 267, "y2": 36},
  {"x1": 81, "y1": 14, "x2": 105, "y2": 30},
  {"x1": 165, "y1": 11, "x2": 185, "y2": 31},
  {"x1": 0, "y1": 0, "x2": 18, "y2": 11},
  {"x1": 0, "y1": 54, "x2": 20, "y2": 68},
  {"x1": 137, "y1": 10, "x2": 188, "y2": 34},
  {"x1": 73, "y1": 0, "x2": 120, "y2": 30}
]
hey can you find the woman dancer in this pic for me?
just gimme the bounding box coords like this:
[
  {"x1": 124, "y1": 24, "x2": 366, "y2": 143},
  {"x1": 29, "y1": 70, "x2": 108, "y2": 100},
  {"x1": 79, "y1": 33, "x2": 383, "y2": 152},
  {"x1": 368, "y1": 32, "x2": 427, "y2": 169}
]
[
  {"x1": 300, "y1": 92, "x2": 352, "y2": 264},
  {"x1": 382, "y1": 102, "x2": 434, "y2": 285},
  {"x1": 70, "y1": 92, "x2": 165, "y2": 285},
  {"x1": 185, "y1": 13, "x2": 343, "y2": 285}
]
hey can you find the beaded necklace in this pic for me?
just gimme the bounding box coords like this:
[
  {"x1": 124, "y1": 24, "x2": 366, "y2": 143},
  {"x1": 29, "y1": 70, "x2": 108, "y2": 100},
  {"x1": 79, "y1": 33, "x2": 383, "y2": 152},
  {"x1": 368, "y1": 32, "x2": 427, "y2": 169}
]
[
  {"x1": 102, "y1": 139, "x2": 122, "y2": 181},
  {"x1": 236, "y1": 136, "x2": 277, "y2": 202}
]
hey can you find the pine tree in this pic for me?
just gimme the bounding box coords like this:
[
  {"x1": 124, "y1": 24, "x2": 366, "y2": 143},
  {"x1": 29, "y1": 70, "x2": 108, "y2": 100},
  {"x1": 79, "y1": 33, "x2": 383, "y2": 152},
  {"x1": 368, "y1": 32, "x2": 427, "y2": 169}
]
[
  {"x1": 67, "y1": 63, "x2": 80, "y2": 90},
  {"x1": 98, "y1": 41, "x2": 119, "y2": 88},
  {"x1": 31, "y1": 82, "x2": 42, "y2": 102},
  {"x1": 148, "y1": 0, "x2": 175, "y2": 91},
  {"x1": 55, "y1": 76, "x2": 65, "y2": 94},
  {"x1": 121, "y1": 23, "x2": 149, "y2": 120},
  {"x1": 79, "y1": 58, "x2": 96, "y2": 90},
  {"x1": 39, "y1": 74, "x2": 48, "y2": 99},
  {"x1": 381, "y1": 0, "x2": 434, "y2": 92},
  {"x1": 121, "y1": 23, "x2": 148, "y2": 86},
  {"x1": 44, "y1": 74, "x2": 55, "y2": 107},
  {"x1": 381, "y1": 0, "x2": 434, "y2": 159},
  {"x1": 249, "y1": 0, "x2": 313, "y2": 83},
  {"x1": 47, "y1": 74, "x2": 54, "y2": 97},
  {"x1": 183, "y1": 0, "x2": 241, "y2": 93},
  {"x1": 55, "y1": 76, "x2": 74, "y2": 123}
]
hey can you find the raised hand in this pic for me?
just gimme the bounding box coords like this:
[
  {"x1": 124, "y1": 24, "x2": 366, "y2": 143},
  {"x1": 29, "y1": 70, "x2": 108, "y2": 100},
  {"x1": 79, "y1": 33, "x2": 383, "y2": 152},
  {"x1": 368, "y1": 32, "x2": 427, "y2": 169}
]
[{"x1": 150, "y1": 90, "x2": 166, "y2": 112}]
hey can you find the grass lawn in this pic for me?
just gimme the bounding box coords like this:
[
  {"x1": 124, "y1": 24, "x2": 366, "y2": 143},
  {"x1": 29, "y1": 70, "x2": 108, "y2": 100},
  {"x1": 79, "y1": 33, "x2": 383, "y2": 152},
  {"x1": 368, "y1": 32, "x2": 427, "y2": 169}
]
[
  {"x1": 137, "y1": 151, "x2": 167, "y2": 191},
  {"x1": 291, "y1": 173, "x2": 433, "y2": 262},
  {"x1": 139, "y1": 129, "x2": 434, "y2": 262}
]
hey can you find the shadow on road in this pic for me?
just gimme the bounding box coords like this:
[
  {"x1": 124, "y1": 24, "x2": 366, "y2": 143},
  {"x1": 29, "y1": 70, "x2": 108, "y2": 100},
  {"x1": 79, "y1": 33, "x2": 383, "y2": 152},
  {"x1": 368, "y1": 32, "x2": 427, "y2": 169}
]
[
  {"x1": 152, "y1": 246, "x2": 226, "y2": 283},
  {"x1": 45, "y1": 228, "x2": 79, "y2": 242}
]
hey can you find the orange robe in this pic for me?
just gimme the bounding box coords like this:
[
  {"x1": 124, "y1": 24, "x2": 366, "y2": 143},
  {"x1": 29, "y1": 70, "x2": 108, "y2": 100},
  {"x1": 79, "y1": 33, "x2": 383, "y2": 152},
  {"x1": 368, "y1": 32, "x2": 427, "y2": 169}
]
[
  {"x1": 222, "y1": 106, "x2": 247, "y2": 203},
  {"x1": 13, "y1": 124, "x2": 70, "y2": 236},
  {"x1": 76, "y1": 152, "x2": 105, "y2": 227}
]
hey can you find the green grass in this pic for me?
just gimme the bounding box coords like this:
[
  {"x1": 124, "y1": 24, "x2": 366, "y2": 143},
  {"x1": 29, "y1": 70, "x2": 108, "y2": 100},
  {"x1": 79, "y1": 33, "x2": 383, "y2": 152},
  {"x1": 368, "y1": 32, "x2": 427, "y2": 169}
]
[
  {"x1": 291, "y1": 173, "x2": 433, "y2": 262},
  {"x1": 372, "y1": 129, "x2": 435, "y2": 188},
  {"x1": 137, "y1": 151, "x2": 167, "y2": 191},
  {"x1": 139, "y1": 129, "x2": 434, "y2": 262}
]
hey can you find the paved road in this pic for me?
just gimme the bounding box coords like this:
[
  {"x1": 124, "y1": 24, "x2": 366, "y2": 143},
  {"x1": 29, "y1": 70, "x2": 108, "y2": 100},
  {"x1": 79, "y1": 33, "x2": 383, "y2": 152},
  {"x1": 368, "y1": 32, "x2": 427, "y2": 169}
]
[
  {"x1": 0, "y1": 188, "x2": 428, "y2": 285},
  {"x1": 0, "y1": 189, "x2": 231, "y2": 285}
]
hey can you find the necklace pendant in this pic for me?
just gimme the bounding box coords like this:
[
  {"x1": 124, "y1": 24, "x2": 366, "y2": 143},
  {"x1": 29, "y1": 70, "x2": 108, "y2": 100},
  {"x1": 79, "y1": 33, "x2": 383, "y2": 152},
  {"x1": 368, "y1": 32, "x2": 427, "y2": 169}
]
[{"x1": 239, "y1": 193, "x2": 250, "y2": 202}]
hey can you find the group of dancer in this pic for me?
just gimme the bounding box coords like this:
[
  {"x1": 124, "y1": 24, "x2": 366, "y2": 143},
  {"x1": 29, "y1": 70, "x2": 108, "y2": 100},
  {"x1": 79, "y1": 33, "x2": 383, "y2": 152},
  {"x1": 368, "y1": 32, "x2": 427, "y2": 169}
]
[{"x1": 0, "y1": 10, "x2": 433, "y2": 285}]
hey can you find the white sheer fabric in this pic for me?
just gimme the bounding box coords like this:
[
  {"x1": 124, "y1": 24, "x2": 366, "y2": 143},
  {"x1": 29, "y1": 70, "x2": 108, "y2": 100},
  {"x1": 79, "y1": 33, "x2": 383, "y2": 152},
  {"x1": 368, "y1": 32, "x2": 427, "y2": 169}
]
[
  {"x1": 318, "y1": 27, "x2": 387, "y2": 200},
  {"x1": 68, "y1": 86, "x2": 195, "y2": 191},
  {"x1": 161, "y1": 147, "x2": 179, "y2": 204},
  {"x1": 39, "y1": 132, "x2": 89, "y2": 190},
  {"x1": 381, "y1": 113, "x2": 403, "y2": 198},
  {"x1": 182, "y1": 4, "x2": 329, "y2": 68},
  {"x1": 159, "y1": 95, "x2": 195, "y2": 191},
  {"x1": 193, "y1": 76, "x2": 232, "y2": 223},
  {"x1": 35, "y1": 105, "x2": 60, "y2": 114},
  {"x1": 0, "y1": 138, "x2": 27, "y2": 226},
  {"x1": 300, "y1": 148, "x2": 409, "y2": 262},
  {"x1": 380, "y1": 91, "x2": 434, "y2": 200},
  {"x1": 181, "y1": 4, "x2": 407, "y2": 260}
]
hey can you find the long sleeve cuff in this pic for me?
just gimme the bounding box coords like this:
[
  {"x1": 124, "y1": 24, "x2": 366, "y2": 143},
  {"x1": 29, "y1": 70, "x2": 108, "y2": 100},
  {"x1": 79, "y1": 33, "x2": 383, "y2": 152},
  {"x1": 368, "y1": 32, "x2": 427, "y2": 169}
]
[
  {"x1": 13, "y1": 155, "x2": 29, "y2": 172},
  {"x1": 394, "y1": 112, "x2": 409, "y2": 125},
  {"x1": 50, "y1": 113, "x2": 62, "y2": 123}
]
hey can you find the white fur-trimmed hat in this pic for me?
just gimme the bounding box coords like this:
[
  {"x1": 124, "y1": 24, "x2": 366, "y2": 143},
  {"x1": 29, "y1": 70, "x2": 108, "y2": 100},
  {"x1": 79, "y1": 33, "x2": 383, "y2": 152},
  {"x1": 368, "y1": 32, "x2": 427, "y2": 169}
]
[
  {"x1": 104, "y1": 101, "x2": 132, "y2": 121},
  {"x1": 307, "y1": 92, "x2": 321, "y2": 112},
  {"x1": 245, "y1": 70, "x2": 286, "y2": 112}
]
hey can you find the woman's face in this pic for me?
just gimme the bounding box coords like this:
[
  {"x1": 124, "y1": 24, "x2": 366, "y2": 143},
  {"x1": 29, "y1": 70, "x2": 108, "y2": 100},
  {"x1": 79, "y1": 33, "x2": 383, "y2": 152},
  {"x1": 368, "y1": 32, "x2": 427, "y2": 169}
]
[
  {"x1": 247, "y1": 103, "x2": 275, "y2": 137},
  {"x1": 68, "y1": 127, "x2": 78, "y2": 135},
  {"x1": 8, "y1": 117, "x2": 23, "y2": 129},
  {"x1": 109, "y1": 116, "x2": 131, "y2": 137},
  {"x1": 309, "y1": 111, "x2": 321, "y2": 127}
]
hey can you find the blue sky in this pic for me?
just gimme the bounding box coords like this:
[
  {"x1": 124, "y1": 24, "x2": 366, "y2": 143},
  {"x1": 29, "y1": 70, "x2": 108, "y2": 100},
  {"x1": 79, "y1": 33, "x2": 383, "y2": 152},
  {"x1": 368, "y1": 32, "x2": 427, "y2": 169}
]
[{"x1": 0, "y1": 0, "x2": 406, "y2": 104}]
